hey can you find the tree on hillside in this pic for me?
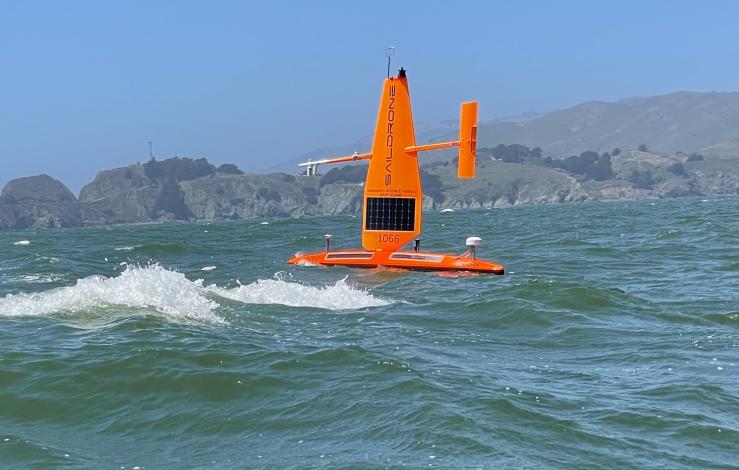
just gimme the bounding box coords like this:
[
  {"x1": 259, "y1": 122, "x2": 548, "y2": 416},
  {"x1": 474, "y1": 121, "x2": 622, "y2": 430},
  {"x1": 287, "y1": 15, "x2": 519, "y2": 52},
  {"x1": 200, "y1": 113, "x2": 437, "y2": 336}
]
[
  {"x1": 421, "y1": 170, "x2": 444, "y2": 204},
  {"x1": 588, "y1": 155, "x2": 614, "y2": 181},
  {"x1": 638, "y1": 144, "x2": 648, "y2": 152},
  {"x1": 320, "y1": 165, "x2": 367, "y2": 186},
  {"x1": 484, "y1": 144, "x2": 541, "y2": 163},
  {"x1": 217, "y1": 163, "x2": 243, "y2": 175},
  {"x1": 548, "y1": 150, "x2": 613, "y2": 181},
  {"x1": 612, "y1": 147, "x2": 621, "y2": 156},
  {"x1": 144, "y1": 157, "x2": 216, "y2": 182},
  {"x1": 667, "y1": 162, "x2": 687, "y2": 176},
  {"x1": 628, "y1": 169, "x2": 656, "y2": 189}
]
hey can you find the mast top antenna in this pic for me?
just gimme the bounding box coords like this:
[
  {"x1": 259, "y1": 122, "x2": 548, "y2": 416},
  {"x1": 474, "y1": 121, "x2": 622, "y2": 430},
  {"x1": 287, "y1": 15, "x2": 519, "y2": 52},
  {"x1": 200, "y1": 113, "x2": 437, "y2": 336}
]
[{"x1": 386, "y1": 47, "x2": 395, "y2": 78}]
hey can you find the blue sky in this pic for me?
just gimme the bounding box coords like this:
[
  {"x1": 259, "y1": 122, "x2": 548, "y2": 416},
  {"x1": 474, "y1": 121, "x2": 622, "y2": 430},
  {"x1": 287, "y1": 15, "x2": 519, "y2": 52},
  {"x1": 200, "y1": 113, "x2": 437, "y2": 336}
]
[{"x1": 2, "y1": 0, "x2": 739, "y2": 193}]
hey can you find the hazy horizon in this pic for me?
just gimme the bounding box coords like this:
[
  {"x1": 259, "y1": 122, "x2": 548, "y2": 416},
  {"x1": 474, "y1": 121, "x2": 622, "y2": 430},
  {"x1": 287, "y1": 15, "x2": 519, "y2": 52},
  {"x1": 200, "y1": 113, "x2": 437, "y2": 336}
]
[{"x1": 4, "y1": 0, "x2": 739, "y2": 193}]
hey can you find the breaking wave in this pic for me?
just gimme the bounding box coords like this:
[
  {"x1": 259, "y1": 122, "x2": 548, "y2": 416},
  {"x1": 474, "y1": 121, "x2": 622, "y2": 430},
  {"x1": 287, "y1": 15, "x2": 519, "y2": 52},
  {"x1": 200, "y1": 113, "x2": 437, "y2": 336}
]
[
  {"x1": 0, "y1": 265, "x2": 222, "y2": 324},
  {"x1": 208, "y1": 277, "x2": 390, "y2": 310},
  {"x1": 0, "y1": 265, "x2": 389, "y2": 324}
]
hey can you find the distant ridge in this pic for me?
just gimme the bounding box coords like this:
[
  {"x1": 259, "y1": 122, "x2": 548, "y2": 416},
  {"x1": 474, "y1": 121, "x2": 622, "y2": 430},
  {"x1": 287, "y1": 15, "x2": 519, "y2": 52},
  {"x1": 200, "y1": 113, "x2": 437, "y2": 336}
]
[
  {"x1": 274, "y1": 90, "x2": 739, "y2": 174},
  {"x1": 472, "y1": 90, "x2": 739, "y2": 157}
]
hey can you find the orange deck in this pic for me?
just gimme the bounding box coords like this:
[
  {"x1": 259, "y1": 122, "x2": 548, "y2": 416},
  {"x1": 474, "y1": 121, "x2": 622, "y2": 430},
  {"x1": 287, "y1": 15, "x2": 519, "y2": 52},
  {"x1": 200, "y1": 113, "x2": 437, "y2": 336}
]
[{"x1": 289, "y1": 250, "x2": 504, "y2": 274}]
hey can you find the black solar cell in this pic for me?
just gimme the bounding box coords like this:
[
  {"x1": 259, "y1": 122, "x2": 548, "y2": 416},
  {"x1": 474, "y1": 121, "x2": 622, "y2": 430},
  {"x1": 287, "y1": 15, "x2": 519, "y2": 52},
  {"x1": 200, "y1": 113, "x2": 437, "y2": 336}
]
[{"x1": 365, "y1": 197, "x2": 416, "y2": 231}]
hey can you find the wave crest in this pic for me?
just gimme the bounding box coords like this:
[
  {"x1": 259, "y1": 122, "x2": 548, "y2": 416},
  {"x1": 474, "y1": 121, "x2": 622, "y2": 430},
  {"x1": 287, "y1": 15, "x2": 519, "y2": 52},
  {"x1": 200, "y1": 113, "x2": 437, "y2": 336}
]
[
  {"x1": 0, "y1": 265, "x2": 222, "y2": 324},
  {"x1": 208, "y1": 276, "x2": 389, "y2": 310},
  {"x1": 0, "y1": 266, "x2": 389, "y2": 323}
]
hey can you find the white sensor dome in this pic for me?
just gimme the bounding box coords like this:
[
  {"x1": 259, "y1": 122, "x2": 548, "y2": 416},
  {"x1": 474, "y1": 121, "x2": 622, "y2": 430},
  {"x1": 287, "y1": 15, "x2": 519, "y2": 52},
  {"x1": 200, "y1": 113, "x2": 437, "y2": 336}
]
[{"x1": 466, "y1": 236, "x2": 482, "y2": 247}]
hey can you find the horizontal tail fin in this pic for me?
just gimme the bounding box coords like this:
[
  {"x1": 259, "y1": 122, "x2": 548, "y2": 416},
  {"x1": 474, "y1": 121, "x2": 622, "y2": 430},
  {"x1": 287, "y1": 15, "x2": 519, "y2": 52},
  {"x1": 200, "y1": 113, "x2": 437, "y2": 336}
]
[
  {"x1": 297, "y1": 152, "x2": 372, "y2": 175},
  {"x1": 458, "y1": 101, "x2": 478, "y2": 179}
]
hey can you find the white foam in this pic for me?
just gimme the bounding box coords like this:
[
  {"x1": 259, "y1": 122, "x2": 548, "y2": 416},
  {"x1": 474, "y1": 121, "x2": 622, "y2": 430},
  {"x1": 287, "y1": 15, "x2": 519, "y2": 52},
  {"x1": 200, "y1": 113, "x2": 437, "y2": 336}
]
[
  {"x1": 201, "y1": 266, "x2": 217, "y2": 271},
  {"x1": 34, "y1": 255, "x2": 59, "y2": 264},
  {"x1": 13, "y1": 240, "x2": 30, "y2": 246},
  {"x1": 10, "y1": 274, "x2": 63, "y2": 284},
  {"x1": 114, "y1": 245, "x2": 140, "y2": 251},
  {"x1": 0, "y1": 265, "x2": 224, "y2": 324},
  {"x1": 0, "y1": 266, "x2": 390, "y2": 325},
  {"x1": 207, "y1": 277, "x2": 389, "y2": 310}
]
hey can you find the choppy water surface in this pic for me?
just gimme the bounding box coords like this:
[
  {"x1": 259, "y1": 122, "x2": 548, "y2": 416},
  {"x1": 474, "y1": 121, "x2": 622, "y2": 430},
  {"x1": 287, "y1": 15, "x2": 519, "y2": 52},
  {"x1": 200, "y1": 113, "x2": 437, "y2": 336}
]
[{"x1": 1, "y1": 197, "x2": 737, "y2": 469}]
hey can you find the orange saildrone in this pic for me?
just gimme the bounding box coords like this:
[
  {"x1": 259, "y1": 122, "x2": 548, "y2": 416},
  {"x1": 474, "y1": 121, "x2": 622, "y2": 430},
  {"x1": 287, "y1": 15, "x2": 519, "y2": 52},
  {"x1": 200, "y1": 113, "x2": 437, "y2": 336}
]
[{"x1": 289, "y1": 61, "x2": 504, "y2": 274}]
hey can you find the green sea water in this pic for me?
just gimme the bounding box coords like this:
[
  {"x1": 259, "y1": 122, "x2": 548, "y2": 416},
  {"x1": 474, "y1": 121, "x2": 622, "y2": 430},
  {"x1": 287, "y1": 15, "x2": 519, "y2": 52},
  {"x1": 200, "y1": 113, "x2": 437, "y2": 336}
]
[{"x1": 0, "y1": 197, "x2": 737, "y2": 469}]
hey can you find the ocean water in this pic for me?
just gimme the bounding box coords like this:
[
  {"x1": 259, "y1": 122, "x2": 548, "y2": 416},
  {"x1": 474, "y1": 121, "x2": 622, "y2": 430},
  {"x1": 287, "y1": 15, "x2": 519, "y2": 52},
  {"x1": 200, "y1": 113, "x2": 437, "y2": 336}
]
[{"x1": 0, "y1": 197, "x2": 737, "y2": 469}]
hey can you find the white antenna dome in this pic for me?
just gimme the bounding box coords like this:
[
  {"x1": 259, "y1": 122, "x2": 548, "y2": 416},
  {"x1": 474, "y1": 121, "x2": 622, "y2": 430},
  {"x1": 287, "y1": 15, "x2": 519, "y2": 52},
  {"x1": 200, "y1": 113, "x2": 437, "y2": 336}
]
[{"x1": 466, "y1": 236, "x2": 482, "y2": 247}]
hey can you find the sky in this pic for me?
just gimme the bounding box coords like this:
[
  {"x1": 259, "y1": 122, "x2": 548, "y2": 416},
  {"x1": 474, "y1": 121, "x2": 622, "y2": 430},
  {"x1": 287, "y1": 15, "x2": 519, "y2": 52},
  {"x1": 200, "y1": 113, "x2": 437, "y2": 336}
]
[{"x1": 2, "y1": 0, "x2": 739, "y2": 193}]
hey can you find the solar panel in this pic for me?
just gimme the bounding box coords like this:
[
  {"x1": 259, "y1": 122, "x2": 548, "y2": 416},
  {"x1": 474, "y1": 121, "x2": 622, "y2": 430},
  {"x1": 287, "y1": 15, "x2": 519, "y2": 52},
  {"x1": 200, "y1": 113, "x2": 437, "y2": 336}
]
[
  {"x1": 365, "y1": 197, "x2": 415, "y2": 231},
  {"x1": 389, "y1": 253, "x2": 444, "y2": 262},
  {"x1": 325, "y1": 252, "x2": 374, "y2": 260}
]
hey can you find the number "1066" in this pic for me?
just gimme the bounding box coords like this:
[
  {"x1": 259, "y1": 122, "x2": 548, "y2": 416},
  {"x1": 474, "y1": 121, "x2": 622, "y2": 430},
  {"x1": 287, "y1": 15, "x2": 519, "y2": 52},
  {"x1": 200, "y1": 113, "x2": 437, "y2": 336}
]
[{"x1": 375, "y1": 233, "x2": 400, "y2": 243}]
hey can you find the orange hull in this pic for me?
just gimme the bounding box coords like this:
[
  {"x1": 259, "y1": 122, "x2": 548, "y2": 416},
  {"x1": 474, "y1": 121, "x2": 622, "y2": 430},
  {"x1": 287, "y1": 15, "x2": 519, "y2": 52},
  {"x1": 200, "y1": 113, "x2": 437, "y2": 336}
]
[{"x1": 289, "y1": 250, "x2": 504, "y2": 274}]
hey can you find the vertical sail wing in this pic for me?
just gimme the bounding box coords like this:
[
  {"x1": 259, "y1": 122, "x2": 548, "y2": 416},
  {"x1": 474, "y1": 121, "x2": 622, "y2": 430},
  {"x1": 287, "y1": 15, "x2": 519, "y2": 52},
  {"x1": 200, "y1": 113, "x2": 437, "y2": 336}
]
[
  {"x1": 362, "y1": 71, "x2": 422, "y2": 252},
  {"x1": 458, "y1": 101, "x2": 478, "y2": 179}
]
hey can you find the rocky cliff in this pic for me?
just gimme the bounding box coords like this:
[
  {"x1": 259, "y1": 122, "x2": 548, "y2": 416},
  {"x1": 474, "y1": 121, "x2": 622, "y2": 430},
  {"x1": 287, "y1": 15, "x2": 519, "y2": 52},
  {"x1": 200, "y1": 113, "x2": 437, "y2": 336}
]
[
  {"x1": 424, "y1": 149, "x2": 738, "y2": 209},
  {"x1": 0, "y1": 175, "x2": 83, "y2": 229},
  {"x1": 0, "y1": 151, "x2": 736, "y2": 230},
  {"x1": 75, "y1": 159, "x2": 363, "y2": 225},
  {"x1": 179, "y1": 173, "x2": 360, "y2": 219}
]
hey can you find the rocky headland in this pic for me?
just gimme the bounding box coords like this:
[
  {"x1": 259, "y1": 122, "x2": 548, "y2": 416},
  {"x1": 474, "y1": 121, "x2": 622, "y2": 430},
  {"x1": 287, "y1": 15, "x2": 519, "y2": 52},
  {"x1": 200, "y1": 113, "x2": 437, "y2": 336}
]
[{"x1": 1, "y1": 146, "x2": 737, "y2": 230}]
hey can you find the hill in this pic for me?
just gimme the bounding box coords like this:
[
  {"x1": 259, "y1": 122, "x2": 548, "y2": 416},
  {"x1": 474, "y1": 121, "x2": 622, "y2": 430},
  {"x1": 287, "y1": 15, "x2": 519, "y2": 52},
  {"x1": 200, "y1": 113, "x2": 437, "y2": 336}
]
[
  {"x1": 267, "y1": 91, "x2": 739, "y2": 174},
  {"x1": 282, "y1": 91, "x2": 739, "y2": 171},
  {"x1": 470, "y1": 91, "x2": 739, "y2": 157}
]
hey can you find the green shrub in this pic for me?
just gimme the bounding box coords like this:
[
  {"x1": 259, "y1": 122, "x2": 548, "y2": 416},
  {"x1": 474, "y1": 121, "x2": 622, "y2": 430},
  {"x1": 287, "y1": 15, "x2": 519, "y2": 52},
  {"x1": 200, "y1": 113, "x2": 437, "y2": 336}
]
[
  {"x1": 667, "y1": 162, "x2": 687, "y2": 176},
  {"x1": 548, "y1": 151, "x2": 613, "y2": 181},
  {"x1": 628, "y1": 169, "x2": 656, "y2": 189},
  {"x1": 144, "y1": 157, "x2": 215, "y2": 182},
  {"x1": 320, "y1": 165, "x2": 367, "y2": 186},
  {"x1": 217, "y1": 163, "x2": 243, "y2": 175},
  {"x1": 481, "y1": 144, "x2": 541, "y2": 163},
  {"x1": 420, "y1": 170, "x2": 444, "y2": 203}
]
